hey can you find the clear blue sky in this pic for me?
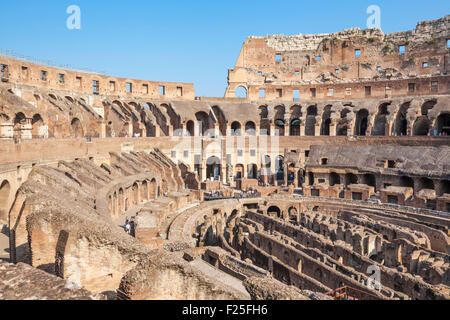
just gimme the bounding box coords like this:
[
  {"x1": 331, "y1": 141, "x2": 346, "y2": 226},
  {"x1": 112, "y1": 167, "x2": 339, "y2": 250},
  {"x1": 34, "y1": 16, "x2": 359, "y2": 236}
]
[{"x1": 0, "y1": 0, "x2": 448, "y2": 97}]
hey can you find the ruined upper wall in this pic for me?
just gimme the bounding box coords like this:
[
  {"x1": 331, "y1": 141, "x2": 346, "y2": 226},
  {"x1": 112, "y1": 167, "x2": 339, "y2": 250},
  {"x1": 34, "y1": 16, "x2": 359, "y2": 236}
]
[
  {"x1": 0, "y1": 56, "x2": 195, "y2": 100},
  {"x1": 226, "y1": 15, "x2": 450, "y2": 100}
]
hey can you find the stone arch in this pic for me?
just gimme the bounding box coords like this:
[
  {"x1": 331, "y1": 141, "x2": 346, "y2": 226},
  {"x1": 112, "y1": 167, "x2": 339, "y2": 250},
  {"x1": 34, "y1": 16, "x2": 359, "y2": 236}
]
[
  {"x1": 274, "y1": 105, "x2": 286, "y2": 136},
  {"x1": 436, "y1": 113, "x2": 450, "y2": 136},
  {"x1": 235, "y1": 86, "x2": 248, "y2": 98},
  {"x1": 195, "y1": 112, "x2": 212, "y2": 136},
  {"x1": 330, "y1": 172, "x2": 341, "y2": 186},
  {"x1": 31, "y1": 114, "x2": 45, "y2": 138},
  {"x1": 268, "y1": 206, "x2": 281, "y2": 218},
  {"x1": 393, "y1": 102, "x2": 410, "y2": 136},
  {"x1": 132, "y1": 182, "x2": 139, "y2": 205},
  {"x1": 231, "y1": 121, "x2": 242, "y2": 136},
  {"x1": 400, "y1": 176, "x2": 414, "y2": 189},
  {"x1": 206, "y1": 156, "x2": 221, "y2": 180},
  {"x1": 288, "y1": 207, "x2": 298, "y2": 221},
  {"x1": 118, "y1": 188, "x2": 125, "y2": 213},
  {"x1": 259, "y1": 105, "x2": 270, "y2": 135},
  {"x1": 417, "y1": 177, "x2": 435, "y2": 192},
  {"x1": 245, "y1": 121, "x2": 256, "y2": 136},
  {"x1": 372, "y1": 103, "x2": 390, "y2": 136},
  {"x1": 413, "y1": 117, "x2": 431, "y2": 136},
  {"x1": 141, "y1": 180, "x2": 149, "y2": 201},
  {"x1": 149, "y1": 178, "x2": 158, "y2": 199},
  {"x1": 345, "y1": 173, "x2": 358, "y2": 186},
  {"x1": 362, "y1": 174, "x2": 376, "y2": 190},
  {"x1": 355, "y1": 109, "x2": 369, "y2": 136},
  {"x1": 235, "y1": 164, "x2": 244, "y2": 179},
  {"x1": 320, "y1": 105, "x2": 332, "y2": 136},
  {"x1": 439, "y1": 180, "x2": 450, "y2": 196},
  {"x1": 70, "y1": 118, "x2": 84, "y2": 138},
  {"x1": 305, "y1": 105, "x2": 317, "y2": 136},
  {"x1": 186, "y1": 120, "x2": 195, "y2": 137},
  {"x1": 336, "y1": 108, "x2": 351, "y2": 136},
  {"x1": 290, "y1": 119, "x2": 301, "y2": 136},
  {"x1": 0, "y1": 180, "x2": 10, "y2": 220},
  {"x1": 210, "y1": 106, "x2": 227, "y2": 136}
]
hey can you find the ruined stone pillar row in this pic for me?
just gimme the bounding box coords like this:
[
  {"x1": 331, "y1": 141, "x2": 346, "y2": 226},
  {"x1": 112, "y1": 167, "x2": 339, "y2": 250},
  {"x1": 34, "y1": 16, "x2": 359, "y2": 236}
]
[
  {"x1": 21, "y1": 119, "x2": 33, "y2": 140},
  {"x1": 294, "y1": 169, "x2": 299, "y2": 188},
  {"x1": 128, "y1": 123, "x2": 133, "y2": 138},
  {"x1": 270, "y1": 124, "x2": 276, "y2": 137},
  {"x1": 330, "y1": 122, "x2": 337, "y2": 137},
  {"x1": 314, "y1": 123, "x2": 321, "y2": 137},
  {"x1": 226, "y1": 123, "x2": 232, "y2": 137},
  {"x1": 214, "y1": 124, "x2": 220, "y2": 137},
  {"x1": 0, "y1": 123, "x2": 14, "y2": 139},
  {"x1": 194, "y1": 122, "x2": 200, "y2": 137}
]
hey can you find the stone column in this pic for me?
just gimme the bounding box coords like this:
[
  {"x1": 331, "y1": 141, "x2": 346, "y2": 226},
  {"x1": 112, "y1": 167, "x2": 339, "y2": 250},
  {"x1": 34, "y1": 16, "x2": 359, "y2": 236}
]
[
  {"x1": 168, "y1": 125, "x2": 174, "y2": 137},
  {"x1": 0, "y1": 123, "x2": 14, "y2": 139},
  {"x1": 294, "y1": 169, "x2": 299, "y2": 188},
  {"x1": 21, "y1": 118, "x2": 32, "y2": 140},
  {"x1": 283, "y1": 163, "x2": 288, "y2": 186}
]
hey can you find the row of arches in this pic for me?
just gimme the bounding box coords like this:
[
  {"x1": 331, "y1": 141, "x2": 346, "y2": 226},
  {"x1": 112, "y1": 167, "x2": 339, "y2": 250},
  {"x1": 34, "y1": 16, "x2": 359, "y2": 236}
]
[{"x1": 108, "y1": 178, "x2": 160, "y2": 219}]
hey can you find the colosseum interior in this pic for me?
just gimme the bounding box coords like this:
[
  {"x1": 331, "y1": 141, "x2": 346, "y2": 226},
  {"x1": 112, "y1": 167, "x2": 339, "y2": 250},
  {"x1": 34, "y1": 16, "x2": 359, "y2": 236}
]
[{"x1": 0, "y1": 14, "x2": 449, "y2": 301}]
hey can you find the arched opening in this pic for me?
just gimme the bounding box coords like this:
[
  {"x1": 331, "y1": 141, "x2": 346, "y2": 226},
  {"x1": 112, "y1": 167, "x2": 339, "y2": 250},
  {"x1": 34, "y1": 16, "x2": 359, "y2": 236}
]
[
  {"x1": 268, "y1": 206, "x2": 281, "y2": 218},
  {"x1": 330, "y1": 173, "x2": 341, "y2": 186},
  {"x1": 141, "y1": 180, "x2": 148, "y2": 201},
  {"x1": 262, "y1": 155, "x2": 271, "y2": 169},
  {"x1": 245, "y1": 121, "x2": 256, "y2": 135},
  {"x1": 186, "y1": 120, "x2": 195, "y2": 137},
  {"x1": 259, "y1": 106, "x2": 270, "y2": 135},
  {"x1": 290, "y1": 119, "x2": 301, "y2": 136},
  {"x1": 0, "y1": 180, "x2": 10, "y2": 220},
  {"x1": 305, "y1": 105, "x2": 317, "y2": 136},
  {"x1": 235, "y1": 86, "x2": 248, "y2": 98},
  {"x1": 320, "y1": 105, "x2": 332, "y2": 136},
  {"x1": 71, "y1": 118, "x2": 84, "y2": 138},
  {"x1": 393, "y1": 102, "x2": 410, "y2": 136},
  {"x1": 195, "y1": 112, "x2": 211, "y2": 136},
  {"x1": 436, "y1": 113, "x2": 450, "y2": 136},
  {"x1": 345, "y1": 173, "x2": 358, "y2": 186},
  {"x1": 418, "y1": 178, "x2": 435, "y2": 192},
  {"x1": 372, "y1": 103, "x2": 390, "y2": 136},
  {"x1": 247, "y1": 164, "x2": 258, "y2": 179},
  {"x1": 149, "y1": 179, "x2": 158, "y2": 199},
  {"x1": 275, "y1": 156, "x2": 284, "y2": 181},
  {"x1": 413, "y1": 117, "x2": 431, "y2": 136},
  {"x1": 211, "y1": 106, "x2": 227, "y2": 137},
  {"x1": 308, "y1": 172, "x2": 314, "y2": 186},
  {"x1": 31, "y1": 114, "x2": 44, "y2": 138},
  {"x1": 231, "y1": 121, "x2": 242, "y2": 136},
  {"x1": 235, "y1": 164, "x2": 244, "y2": 180},
  {"x1": 362, "y1": 174, "x2": 376, "y2": 190},
  {"x1": 132, "y1": 183, "x2": 139, "y2": 205},
  {"x1": 400, "y1": 176, "x2": 414, "y2": 189},
  {"x1": 274, "y1": 119, "x2": 285, "y2": 136},
  {"x1": 206, "y1": 156, "x2": 221, "y2": 181},
  {"x1": 288, "y1": 207, "x2": 298, "y2": 222},
  {"x1": 439, "y1": 180, "x2": 450, "y2": 196},
  {"x1": 355, "y1": 109, "x2": 369, "y2": 136}
]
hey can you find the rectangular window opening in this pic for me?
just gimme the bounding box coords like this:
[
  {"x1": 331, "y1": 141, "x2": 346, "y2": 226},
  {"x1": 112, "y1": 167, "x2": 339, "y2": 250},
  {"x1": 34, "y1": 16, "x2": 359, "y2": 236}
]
[
  {"x1": 293, "y1": 89, "x2": 300, "y2": 102},
  {"x1": 41, "y1": 70, "x2": 48, "y2": 81},
  {"x1": 355, "y1": 49, "x2": 361, "y2": 58},
  {"x1": 365, "y1": 86, "x2": 371, "y2": 96},
  {"x1": 276, "y1": 54, "x2": 282, "y2": 63},
  {"x1": 177, "y1": 86, "x2": 183, "y2": 97},
  {"x1": 310, "y1": 88, "x2": 316, "y2": 98},
  {"x1": 399, "y1": 45, "x2": 406, "y2": 55},
  {"x1": 93, "y1": 80, "x2": 99, "y2": 94},
  {"x1": 259, "y1": 89, "x2": 266, "y2": 98},
  {"x1": 58, "y1": 73, "x2": 65, "y2": 84},
  {"x1": 143, "y1": 84, "x2": 149, "y2": 94},
  {"x1": 126, "y1": 82, "x2": 133, "y2": 93},
  {"x1": 159, "y1": 85, "x2": 165, "y2": 96}
]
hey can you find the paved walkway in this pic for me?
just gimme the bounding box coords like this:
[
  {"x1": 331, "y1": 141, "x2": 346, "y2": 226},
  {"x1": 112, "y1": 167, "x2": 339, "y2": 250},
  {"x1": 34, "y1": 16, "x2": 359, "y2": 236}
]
[{"x1": 189, "y1": 259, "x2": 250, "y2": 299}]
